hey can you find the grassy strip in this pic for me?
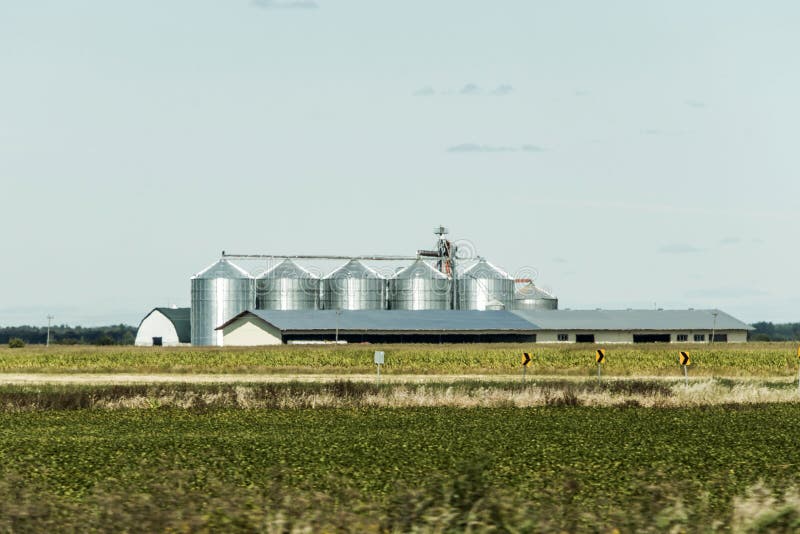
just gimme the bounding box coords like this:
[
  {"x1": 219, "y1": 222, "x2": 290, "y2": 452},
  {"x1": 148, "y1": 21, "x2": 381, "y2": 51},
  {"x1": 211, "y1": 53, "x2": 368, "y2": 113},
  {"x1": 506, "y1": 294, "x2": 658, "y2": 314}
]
[
  {"x1": 1, "y1": 378, "x2": 800, "y2": 410},
  {"x1": 0, "y1": 342, "x2": 798, "y2": 375},
  {"x1": 2, "y1": 406, "x2": 800, "y2": 531},
  {"x1": 0, "y1": 379, "x2": 670, "y2": 410}
]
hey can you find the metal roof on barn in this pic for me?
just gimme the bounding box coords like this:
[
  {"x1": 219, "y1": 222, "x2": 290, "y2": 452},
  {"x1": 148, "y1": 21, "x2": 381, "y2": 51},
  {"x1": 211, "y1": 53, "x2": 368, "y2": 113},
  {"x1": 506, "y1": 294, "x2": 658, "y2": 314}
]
[
  {"x1": 217, "y1": 308, "x2": 752, "y2": 334},
  {"x1": 510, "y1": 309, "x2": 753, "y2": 331},
  {"x1": 218, "y1": 309, "x2": 537, "y2": 332}
]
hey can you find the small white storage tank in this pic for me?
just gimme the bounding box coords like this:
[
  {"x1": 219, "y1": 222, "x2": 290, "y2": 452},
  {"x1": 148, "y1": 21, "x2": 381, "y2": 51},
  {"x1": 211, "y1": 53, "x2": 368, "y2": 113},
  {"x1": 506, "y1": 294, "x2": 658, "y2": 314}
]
[{"x1": 512, "y1": 282, "x2": 558, "y2": 310}]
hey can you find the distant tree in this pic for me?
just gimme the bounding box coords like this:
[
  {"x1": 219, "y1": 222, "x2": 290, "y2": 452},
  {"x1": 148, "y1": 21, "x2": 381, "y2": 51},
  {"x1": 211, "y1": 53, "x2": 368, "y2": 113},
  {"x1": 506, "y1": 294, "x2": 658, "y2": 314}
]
[
  {"x1": 8, "y1": 338, "x2": 25, "y2": 348},
  {"x1": 95, "y1": 334, "x2": 115, "y2": 346},
  {"x1": 749, "y1": 322, "x2": 800, "y2": 341},
  {"x1": 0, "y1": 325, "x2": 137, "y2": 345}
]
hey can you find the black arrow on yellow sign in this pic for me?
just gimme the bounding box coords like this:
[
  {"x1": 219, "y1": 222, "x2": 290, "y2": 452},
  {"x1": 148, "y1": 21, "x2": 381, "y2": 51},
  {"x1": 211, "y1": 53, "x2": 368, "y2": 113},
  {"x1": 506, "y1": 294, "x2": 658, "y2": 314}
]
[
  {"x1": 595, "y1": 349, "x2": 606, "y2": 364},
  {"x1": 679, "y1": 351, "x2": 691, "y2": 366},
  {"x1": 521, "y1": 353, "x2": 531, "y2": 367}
]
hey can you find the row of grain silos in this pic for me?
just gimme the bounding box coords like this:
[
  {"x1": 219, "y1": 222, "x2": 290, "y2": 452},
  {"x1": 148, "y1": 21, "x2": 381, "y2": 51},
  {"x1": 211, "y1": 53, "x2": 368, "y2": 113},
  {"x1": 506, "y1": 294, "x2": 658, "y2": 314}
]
[{"x1": 190, "y1": 257, "x2": 557, "y2": 345}]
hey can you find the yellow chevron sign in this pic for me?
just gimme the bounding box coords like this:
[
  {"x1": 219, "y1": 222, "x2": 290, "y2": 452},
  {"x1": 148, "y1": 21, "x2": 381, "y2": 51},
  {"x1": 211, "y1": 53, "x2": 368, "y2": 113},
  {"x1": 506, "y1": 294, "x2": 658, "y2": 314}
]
[
  {"x1": 521, "y1": 353, "x2": 532, "y2": 367},
  {"x1": 679, "y1": 351, "x2": 691, "y2": 366},
  {"x1": 596, "y1": 349, "x2": 606, "y2": 364}
]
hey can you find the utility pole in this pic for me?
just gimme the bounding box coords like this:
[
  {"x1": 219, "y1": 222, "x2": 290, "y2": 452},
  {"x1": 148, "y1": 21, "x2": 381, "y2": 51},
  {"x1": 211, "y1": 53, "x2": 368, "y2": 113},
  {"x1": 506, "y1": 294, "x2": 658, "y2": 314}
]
[
  {"x1": 710, "y1": 311, "x2": 718, "y2": 344},
  {"x1": 46, "y1": 315, "x2": 54, "y2": 347},
  {"x1": 335, "y1": 309, "x2": 341, "y2": 343}
]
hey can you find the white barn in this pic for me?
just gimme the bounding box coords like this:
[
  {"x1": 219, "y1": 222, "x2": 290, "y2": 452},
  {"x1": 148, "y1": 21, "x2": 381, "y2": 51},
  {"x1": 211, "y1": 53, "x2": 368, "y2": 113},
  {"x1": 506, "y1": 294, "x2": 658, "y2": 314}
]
[{"x1": 135, "y1": 307, "x2": 191, "y2": 347}]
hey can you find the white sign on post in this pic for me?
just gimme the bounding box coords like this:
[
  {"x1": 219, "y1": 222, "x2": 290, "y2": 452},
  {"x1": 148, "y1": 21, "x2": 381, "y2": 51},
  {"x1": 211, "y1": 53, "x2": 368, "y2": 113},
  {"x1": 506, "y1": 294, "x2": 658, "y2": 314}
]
[{"x1": 374, "y1": 351, "x2": 385, "y2": 381}]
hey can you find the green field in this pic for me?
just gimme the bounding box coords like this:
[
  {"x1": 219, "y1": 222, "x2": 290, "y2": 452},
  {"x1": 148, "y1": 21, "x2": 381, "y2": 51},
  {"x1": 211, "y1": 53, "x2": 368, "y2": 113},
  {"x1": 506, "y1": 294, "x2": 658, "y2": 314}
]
[
  {"x1": 1, "y1": 342, "x2": 798, "y2": 375},
  {"x1": 1, "y1": 402, "x2": 799, "y2": 532},
  {"x1": 3, "y1": 345, "x2": 800, "y2": 531}
]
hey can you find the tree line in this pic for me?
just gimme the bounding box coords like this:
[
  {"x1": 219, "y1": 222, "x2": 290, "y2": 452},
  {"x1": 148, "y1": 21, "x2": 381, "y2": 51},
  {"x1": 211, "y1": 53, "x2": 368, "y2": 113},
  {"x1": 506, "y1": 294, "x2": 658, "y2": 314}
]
[
  {"x1": 0, "y1": 325, "x2": 137, "y2": 346},
  {"x1": 748, "y1": 322, "x2": 800, "y2": 342}
]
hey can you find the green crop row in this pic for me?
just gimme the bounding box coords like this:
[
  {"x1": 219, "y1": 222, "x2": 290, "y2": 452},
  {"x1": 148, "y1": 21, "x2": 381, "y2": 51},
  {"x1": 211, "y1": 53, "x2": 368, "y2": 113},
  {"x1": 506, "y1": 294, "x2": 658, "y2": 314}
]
[
  {"x1": 1, "y1": 405, "x2": 800, "y2": 532},
  {"x1": 0, "y1": 342, "x2": 798, "y2": 375}
]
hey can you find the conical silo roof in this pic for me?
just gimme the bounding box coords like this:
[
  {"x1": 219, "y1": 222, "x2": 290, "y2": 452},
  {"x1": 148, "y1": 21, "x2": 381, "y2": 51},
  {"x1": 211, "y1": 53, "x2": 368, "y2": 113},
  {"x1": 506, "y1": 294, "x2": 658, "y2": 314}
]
[
  {"x1": 460, "y1": 259, "x2": 512, "y2": 280},
  {"x1": 192, "y1": 259, "x2": 252, "y2": 280},
  {"x1": 326, "y1": 259, "x2": 383, "y2": 279},
  {"x1": 515, "y1": 282, "x2": 555, "y2": 300},
  {"x1": 394, "y1": 259, "x2": 448, "y2": 280},
  {"x1": 258, "y1": 259, "x2": 318, "y2": 280}
]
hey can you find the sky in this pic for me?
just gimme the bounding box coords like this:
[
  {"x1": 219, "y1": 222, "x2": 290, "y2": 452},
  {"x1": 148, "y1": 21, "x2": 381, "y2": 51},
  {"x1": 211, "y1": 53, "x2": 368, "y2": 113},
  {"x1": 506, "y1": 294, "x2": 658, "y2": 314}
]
[{"x1": 1, "y1": 0, "x2": 798, "y2": 326}]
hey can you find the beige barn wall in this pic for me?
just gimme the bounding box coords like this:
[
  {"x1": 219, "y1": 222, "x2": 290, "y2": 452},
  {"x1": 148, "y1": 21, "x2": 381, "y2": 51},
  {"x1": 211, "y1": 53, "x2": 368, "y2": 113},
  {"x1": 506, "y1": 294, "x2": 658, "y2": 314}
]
[
  {"x1": 221, "y1": 317, "x2": 282, "y2": 346},
  {"x1": 536, "y1": 331, "x2": 633, "y2": 344},
  {"x1": 536, "y1": 330, "x2": 749, "y2": 344}
]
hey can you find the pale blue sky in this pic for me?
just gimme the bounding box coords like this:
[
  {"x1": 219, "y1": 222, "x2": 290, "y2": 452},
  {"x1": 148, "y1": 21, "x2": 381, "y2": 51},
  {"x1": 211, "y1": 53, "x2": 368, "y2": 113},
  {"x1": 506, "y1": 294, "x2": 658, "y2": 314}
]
[{"x1": 1, "y1": 1, "x2": 798, "y2": 325}]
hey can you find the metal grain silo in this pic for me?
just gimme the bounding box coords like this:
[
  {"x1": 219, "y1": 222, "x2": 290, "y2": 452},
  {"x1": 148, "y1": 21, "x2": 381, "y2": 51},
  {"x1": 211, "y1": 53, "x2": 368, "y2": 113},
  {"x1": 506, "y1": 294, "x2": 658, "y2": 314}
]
[
  {"x1": 388, "y1": 259, "x2": 451, "y2": 310},
  {"x1": 512, "y1": 282, "x2": 558, "y2": 310},
  {"x1": 256, "y1": 259, "x2": 319, "y2": 310},
  {"x1": 190, "y1": 259, "x2": 255, "y2": 346},
  {"x1": 457, "y1": 259, "x2": 514, "y2": 311},
  {"x1": 322, "y1": 259, "x2": 386, "y2": 310}
]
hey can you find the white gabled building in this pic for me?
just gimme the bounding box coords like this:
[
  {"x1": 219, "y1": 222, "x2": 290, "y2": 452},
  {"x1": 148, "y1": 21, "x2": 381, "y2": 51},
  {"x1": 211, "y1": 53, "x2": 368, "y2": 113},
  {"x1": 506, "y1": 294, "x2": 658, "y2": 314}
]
[{"x1": 135, "y1": 307, "x2": 191, "y2": 347}]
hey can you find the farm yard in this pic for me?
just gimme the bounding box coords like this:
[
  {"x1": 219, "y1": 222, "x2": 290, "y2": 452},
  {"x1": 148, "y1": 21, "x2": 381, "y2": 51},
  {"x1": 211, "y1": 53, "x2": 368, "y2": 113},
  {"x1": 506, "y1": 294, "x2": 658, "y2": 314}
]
[{"x1": 2, "y1": 343, "x2": 800, "y2": 532}]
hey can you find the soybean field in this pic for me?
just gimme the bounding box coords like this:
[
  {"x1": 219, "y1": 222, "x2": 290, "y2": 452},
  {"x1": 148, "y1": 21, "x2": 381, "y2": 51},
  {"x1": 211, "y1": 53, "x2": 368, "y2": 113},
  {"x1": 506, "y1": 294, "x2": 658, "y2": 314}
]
[{"x1": 1, "y1": 402, "x2": 800, "y2": 532}]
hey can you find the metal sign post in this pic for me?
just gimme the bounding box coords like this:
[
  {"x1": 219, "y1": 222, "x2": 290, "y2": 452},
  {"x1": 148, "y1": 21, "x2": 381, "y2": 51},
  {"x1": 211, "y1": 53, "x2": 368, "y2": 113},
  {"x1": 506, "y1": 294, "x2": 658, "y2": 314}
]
[
  {"x1": 521, "y1": 352, "x2": 531, "y2": 381},
  {"x1": 679, "y1": 351, "x2": 691, "y2": 387},
  {"x1": 595, "y1": 349, "x2": 606, "y2": 383},
  {"x1": 374, "y1": 351, "x2": 385, "y2": 382}
]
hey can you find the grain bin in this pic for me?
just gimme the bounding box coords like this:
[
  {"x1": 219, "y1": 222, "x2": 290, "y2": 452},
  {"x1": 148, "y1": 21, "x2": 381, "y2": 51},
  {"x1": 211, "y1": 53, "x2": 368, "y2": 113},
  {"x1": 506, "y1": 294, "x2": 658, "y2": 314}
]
[
  {"x1": 388, "y1": 259, "x2": 451, "y2": 310},
  {"x1": 322, "y1": 259, "x2": 386, "y2": 310},
  {"x1": 457, "y1": 259, "x2": 514, "y2": 311},
  {"x1": 190, "y1": 259, "x2": 255, "y2": 346},
  {"x1": 512, "y1": 282, "x2": 558, "y2": 310},
  {"x1": 256, "y1": 259, "x2": 319, "y2": 310}
]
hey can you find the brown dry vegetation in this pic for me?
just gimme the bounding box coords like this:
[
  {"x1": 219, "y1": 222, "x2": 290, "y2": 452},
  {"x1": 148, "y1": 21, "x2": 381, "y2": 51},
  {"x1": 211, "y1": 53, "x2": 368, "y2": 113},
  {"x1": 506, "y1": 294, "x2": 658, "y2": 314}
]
[{"x1": 0, "y1": 377, "x2": 798, "y2": 411}]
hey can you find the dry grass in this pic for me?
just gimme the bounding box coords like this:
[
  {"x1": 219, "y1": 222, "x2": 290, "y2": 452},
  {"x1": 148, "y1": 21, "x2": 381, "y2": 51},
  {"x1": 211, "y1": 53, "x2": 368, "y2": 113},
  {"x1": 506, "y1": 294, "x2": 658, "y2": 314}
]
[{"x1": 1, "y1": 377, "x2": 799, "y2": 411}]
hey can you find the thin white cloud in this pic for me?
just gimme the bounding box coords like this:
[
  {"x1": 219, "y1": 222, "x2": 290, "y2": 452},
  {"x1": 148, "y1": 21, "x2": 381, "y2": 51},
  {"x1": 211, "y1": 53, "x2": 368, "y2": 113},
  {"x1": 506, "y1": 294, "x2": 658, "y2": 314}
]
[
  {"x1": 490, "y1": 84, "x2": 514, "y2": 96},
  {"x1": 459, "y1": 83, "x2": 480, "y2": 96},
  {"x1": 685, "y1": 287, "x2": 767, "y2": 299},
  {"x1": 252, "y1": 0, "x2": 319, "y2": 9},
  {"x1": 414, "y1": 83, "x2": 514, "y2": 97},
  {"x1": 658, "y1": 243, "x2": 704, "y2": 254},
  {"x1": 685, "y1": 99, "x2": 706, "y2": 109},
  {"x1": 447, "y1": 143, "x2": 543, "y2": 153},
  {"x1": 641, "y1": 128, "x2": 689, "y2": 137}
]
